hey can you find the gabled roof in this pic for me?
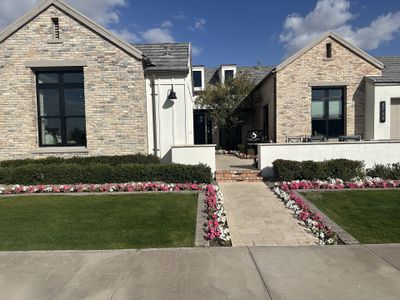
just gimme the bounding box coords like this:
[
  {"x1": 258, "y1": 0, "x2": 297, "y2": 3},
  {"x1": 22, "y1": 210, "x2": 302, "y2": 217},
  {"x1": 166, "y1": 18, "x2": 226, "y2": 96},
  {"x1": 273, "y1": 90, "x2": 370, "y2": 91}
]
[
  {"x1": 134, "y1": 43, "x2": 190, "y2": 72},
  {"x1": 275, "y1": 31, "x2": 384, "y2": 72},
  {"x1": 368, "y1": 57, "x2": 400, "y2": 84},
  {"x1": 0, "y1": 0, "x2": 142, "y2": 60}
]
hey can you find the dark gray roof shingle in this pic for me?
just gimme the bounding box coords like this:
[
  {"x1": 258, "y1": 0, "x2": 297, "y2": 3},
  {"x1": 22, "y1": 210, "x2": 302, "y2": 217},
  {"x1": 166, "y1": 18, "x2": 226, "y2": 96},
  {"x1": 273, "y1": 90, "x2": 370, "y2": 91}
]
[
  {"x1": 204, "y1": 66, "x2": 274, "y2": 86},
  {"x1": 134, "y1": 43, "x2": 190, "y2": 72},
  {"x1": 368, "y1": 57, "x2": 400, "y2": 83}
]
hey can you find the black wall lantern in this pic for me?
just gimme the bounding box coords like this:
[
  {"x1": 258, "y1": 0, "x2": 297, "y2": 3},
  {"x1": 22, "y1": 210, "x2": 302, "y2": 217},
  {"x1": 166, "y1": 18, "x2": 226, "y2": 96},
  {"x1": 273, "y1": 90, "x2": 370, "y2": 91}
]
[{"x1": 168, "y1": 86, "x2": 177, "y2": 100}]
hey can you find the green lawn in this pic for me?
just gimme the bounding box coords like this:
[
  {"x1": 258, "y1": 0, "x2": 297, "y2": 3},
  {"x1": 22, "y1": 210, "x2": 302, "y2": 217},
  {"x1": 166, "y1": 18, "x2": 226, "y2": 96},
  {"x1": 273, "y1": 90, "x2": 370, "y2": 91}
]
[
  {"x1": 0, "y1": 193, "x2": 198, "y2": 251},
  {"x1": 301, "y1": 190, "x2": 400, "y2": 244}
]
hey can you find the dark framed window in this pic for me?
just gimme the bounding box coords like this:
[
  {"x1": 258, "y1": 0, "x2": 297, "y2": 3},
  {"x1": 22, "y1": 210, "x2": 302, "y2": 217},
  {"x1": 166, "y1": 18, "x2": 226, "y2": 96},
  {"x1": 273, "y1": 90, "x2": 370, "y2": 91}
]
[
  {"x1": 312, "y1": 87, "x2": 344, "y2": 137},
  {"x1": 224, "y1": 70, "x2": 234, "y2": 80},
  {"x1": 36, "y1": 70, "x2": 86, "y2": 147},
  {"x1": 193, "y1": 70, "x2": 203, "y2": 88}
]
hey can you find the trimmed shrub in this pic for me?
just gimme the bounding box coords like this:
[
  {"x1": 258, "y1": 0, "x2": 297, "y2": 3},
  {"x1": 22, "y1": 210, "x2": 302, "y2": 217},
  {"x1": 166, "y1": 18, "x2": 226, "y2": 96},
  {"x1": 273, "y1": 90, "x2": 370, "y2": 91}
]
[
  {"x1": 0, "y1": 163, "x2": 212, "y2": 185},
  {"x1": 273, "y1": 159, "x2": 365, "y2": 181},
  {"x1": 324, "y1": 159, "x2": 364, "y2": 181},
  {"x1": 299, "y1": 161, "x2": 326, "y2": 180},
  {"x1": 273, "y1": 160, "x2": 302, "y2": 182},
  {"x1": 367, "y1": 163, "x2": 400, "y2": 179},
  {"x1": 0, "y1": 154, "x2": 160, "y2": 168}
]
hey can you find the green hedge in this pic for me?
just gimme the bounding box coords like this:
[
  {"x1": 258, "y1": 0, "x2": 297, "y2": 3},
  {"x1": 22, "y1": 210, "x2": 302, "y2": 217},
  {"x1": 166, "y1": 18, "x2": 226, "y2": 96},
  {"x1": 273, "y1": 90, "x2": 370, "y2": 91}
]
[
  {"x1": 0, "y1": 154, "x2": 160, "y2": 168},
  {"x1": 0, "y1": 163, "x2": 212, "y2": 185},
  {"x1": 273, "y1": 159, "x2": 365, "y2": 181},
  {"x1": 367, "y1": 163, "x2": 400, "y2": 179}
]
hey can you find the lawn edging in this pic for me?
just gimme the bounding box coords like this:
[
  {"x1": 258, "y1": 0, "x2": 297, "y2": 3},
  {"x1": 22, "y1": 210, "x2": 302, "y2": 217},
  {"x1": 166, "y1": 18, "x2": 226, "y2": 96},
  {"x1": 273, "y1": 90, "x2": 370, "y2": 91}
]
[
  {"x1": 294, "y1": 191, "x2": 359, "y2": 245},
  {"x1": 272, "y1": 178, "x2": 400, "y2": 246},
  {"x1": 195, "y1": 193, "x2": 209, "y2": 247},
  {"x1": 0, "y1": 182, "x2": 231, "y2": 247}
]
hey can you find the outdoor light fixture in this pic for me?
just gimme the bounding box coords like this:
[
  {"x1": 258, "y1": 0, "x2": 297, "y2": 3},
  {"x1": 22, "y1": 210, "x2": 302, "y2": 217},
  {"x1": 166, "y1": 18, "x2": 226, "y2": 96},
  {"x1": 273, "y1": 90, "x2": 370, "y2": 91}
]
[{"x1": 168, "y1": 86, "x2": 177, "y2": 100}]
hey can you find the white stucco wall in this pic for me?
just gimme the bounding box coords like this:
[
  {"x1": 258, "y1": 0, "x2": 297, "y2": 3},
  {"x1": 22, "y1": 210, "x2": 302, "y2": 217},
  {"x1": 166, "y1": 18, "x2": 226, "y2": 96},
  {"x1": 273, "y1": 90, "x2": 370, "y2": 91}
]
[
  {"x1": 146, "y1": 75, "x2": 195, "y2": 161},
  {"x1": 365, "y1": 81, "x2": 375, "y2": 140},
  {"x1": 372, "y1": 84, "x2": 400, "y2": 140},
  {"x1": 170, "y1": 145, "x2": 216, "y2": 174},
  {"x1": 258, "y1": 141, "x2": 400, "y2": 177}
]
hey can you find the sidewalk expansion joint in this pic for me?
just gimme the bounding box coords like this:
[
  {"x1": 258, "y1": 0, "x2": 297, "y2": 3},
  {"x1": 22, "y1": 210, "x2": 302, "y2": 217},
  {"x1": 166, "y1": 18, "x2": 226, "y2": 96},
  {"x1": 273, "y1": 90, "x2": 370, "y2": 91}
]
[
  {"x1": 247, "y1": 247, "x2": 273, "y2": 300},
  {"x1": 108, "y1": 250, "x2": 139, "y2": 300}
]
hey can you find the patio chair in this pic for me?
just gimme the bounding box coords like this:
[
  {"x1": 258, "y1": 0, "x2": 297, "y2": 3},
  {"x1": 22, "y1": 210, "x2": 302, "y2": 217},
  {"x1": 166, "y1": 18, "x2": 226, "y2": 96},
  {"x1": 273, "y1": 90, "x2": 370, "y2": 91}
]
[
  {"x1": 304, "y1": 135, "x2": 327, "y2": 142},
  {"x1": 338, "y1": 135, "x2": 362, "y2": 142},
  {"x1": 286, "y1": 135, "x2": 304, "y2": 143}
]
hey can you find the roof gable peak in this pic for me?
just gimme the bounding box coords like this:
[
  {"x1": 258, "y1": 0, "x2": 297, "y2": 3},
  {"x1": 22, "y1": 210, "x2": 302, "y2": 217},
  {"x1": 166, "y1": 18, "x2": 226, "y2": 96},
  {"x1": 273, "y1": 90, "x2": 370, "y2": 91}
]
[
  {"x1": 275, "y1": 30, "x2": 384, "y2": 72},
  {"x1": 0, "y1": 0, "x2": 142, "y2": 60}
]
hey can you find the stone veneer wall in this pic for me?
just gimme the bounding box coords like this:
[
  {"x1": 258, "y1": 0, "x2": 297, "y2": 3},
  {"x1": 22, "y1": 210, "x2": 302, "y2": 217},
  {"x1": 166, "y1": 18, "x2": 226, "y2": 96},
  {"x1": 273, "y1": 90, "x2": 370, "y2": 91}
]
[
  {"x1": 0, "y1": 5, "x2": 147, "y2": 160},
  {"x1": 275, "y1": 37, "x2": 382, "y2": 143}
]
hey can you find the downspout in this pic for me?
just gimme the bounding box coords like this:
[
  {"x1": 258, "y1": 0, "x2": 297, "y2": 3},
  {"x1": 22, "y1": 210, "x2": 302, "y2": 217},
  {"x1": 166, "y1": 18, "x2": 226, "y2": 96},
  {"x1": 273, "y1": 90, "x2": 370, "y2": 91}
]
[{"x1": 150, "y1": 74, "x2": 159, "y2": 156}]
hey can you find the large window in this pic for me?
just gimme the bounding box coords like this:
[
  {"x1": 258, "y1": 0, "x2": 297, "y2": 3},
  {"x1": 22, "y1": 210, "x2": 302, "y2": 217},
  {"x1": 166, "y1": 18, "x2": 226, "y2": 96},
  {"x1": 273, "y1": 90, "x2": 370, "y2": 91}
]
[
  {"x1": 312, "y1": 88, "x2": 344, "y2": 137},
  {"x1": 37, "y1": 70, "x2": 86, "y2": 147}
]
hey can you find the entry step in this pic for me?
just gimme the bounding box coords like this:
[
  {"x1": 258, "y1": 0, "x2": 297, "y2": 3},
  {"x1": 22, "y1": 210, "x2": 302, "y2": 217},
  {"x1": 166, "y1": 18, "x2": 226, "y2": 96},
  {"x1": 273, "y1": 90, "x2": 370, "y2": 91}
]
[{"x1": 216, "y1": 170, "x2": 263, "y2": 182}]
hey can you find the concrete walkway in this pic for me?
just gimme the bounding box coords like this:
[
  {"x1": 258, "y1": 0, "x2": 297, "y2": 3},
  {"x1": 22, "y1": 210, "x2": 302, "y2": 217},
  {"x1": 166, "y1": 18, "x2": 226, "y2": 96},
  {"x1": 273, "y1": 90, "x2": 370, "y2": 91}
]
[
  {"x1": 0, "y1": 245, "x2": 399, "y2": 299},
  {"x1": 220, "y1": 182, "x2": 318, "y2": 246},
  {"x1": 216, "y1": 154, "x2": 255, "y2": 171}
]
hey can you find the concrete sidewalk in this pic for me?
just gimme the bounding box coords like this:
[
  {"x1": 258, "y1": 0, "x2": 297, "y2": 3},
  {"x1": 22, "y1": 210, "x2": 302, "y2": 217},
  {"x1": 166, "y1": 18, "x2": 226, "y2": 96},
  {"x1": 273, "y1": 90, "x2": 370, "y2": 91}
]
[
  {"x1": 220, "y1": 182, "x2": 318, "y2": 246},
  {"x1": 0, "y1": 245, "x2": 399, "y2": 300}
]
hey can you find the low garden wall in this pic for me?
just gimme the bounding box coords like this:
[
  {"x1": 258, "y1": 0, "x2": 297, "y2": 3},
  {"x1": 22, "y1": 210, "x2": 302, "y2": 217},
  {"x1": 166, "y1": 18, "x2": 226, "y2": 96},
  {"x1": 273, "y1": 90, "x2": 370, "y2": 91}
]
[
  {"x1": 170, "y1": 145, "x2": 216, "y2": 174},
  {"x1": 258, "y1": 141, "x2": 400, "y2": 177}
]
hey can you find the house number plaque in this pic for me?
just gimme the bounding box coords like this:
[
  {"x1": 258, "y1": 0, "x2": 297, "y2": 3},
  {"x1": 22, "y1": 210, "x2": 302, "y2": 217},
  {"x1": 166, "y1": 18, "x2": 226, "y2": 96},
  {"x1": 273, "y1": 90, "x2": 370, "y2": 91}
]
[{"x1": 379, "y1": 101, "x2": 386, "y2": 123}]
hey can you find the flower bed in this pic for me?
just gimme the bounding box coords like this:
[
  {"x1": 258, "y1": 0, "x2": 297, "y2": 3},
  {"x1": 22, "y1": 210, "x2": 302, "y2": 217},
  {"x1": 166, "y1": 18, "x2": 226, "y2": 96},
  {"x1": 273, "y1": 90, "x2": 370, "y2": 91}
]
[
  {"x1": 216, "y1": 149, "x2": 255, "y2": 159},
  {"x1": 0, "y1": 182, "x2": 231, "y2": 246},
  {"x1": 280, "y1": 178, "x2": 400, "y2": 191},
  {"x1": 272, "y1": 178, "x2": 400, "y2": 245}
]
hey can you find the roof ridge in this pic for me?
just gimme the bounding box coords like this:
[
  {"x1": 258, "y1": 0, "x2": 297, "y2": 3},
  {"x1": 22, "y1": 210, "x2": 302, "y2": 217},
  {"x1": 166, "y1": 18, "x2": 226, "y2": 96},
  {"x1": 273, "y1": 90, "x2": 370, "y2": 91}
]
[{"x1": 133, "y1": 42, "x2": 190, "y2": 45}]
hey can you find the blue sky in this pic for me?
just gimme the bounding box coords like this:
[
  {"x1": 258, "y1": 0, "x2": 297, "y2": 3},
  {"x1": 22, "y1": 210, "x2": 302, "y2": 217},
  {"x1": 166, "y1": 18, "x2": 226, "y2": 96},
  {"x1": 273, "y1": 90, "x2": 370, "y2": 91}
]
[{"x1": 1, "y1": 0, "x2": 400, "y2": 66}]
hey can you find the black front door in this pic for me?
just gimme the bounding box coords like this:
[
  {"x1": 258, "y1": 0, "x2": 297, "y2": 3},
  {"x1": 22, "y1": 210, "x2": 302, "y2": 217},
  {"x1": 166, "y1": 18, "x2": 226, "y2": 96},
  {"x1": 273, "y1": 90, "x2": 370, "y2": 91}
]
[
  {"x1": 311, "y1": 88, "x2": 344, "y2": 137},
  {"x1": 194, "y1": 112, "x2": 206, "y2": 144}
]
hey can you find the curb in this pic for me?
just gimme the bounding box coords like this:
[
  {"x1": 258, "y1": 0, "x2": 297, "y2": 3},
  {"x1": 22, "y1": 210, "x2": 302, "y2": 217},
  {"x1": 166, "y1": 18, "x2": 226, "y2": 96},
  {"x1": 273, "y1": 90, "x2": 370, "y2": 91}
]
[{"x1": 195, "y1": 193, "x2": 209, "y2": 247}]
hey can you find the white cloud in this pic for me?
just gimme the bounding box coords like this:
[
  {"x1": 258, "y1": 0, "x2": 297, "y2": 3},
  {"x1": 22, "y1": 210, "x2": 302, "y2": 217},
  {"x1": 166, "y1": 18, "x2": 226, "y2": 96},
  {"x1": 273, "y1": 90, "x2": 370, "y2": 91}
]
[
  {"x1": 161, "y1": 20, "x2": 173, "y2": 28},
  {"x1": 0, "y1": 0, "x2": 127, "y2": 29},
  {"x1": 174, "y1": 11, "x2": 186, "y2": 21},
  {"x1": 189, "y1": 17, "x2": 206, "y2": 31},
  {"x1": 192, "y1": 46, "x2": 203, "y2": 57},
  {"x1": 194, "y1": 18, "x2": 206, "y2": 31},
  {"x1": 111, "y1": 28, "x2": 141, "y2": 43},
  {"x1": 141, "y1": 28, "x2": 175, "y2": 43},
  {"x1": 67, "y1": 0, "x2": 127, "y2": 26},
  {"x1": 279, "y1": 0, "x2": 400, "y2": 56}
]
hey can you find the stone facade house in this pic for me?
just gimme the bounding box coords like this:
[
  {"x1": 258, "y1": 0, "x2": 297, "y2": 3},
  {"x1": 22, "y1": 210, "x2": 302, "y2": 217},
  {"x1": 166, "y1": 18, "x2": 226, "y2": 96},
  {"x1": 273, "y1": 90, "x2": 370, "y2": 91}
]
[
  {"x1": 249, "y1": 31, "x2": 400, "y2": 143},
  {"x1": 0, "y1": 0, "x2": 195, "y2": 161}
]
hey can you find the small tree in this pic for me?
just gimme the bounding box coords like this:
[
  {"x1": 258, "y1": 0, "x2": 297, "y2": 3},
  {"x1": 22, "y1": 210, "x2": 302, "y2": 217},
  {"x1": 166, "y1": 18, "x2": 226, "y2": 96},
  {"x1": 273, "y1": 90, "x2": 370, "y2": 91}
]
[{"x1": 195, "y1": 72, "x2": 256, "y2": 129}]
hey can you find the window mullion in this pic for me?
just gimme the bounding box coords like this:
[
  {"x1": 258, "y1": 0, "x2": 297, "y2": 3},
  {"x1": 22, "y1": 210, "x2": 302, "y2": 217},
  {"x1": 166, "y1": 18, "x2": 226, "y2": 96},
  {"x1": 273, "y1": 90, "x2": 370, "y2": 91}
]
[{"x1": 59, "y1": 72, "x2": 67, "y2": 146}]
